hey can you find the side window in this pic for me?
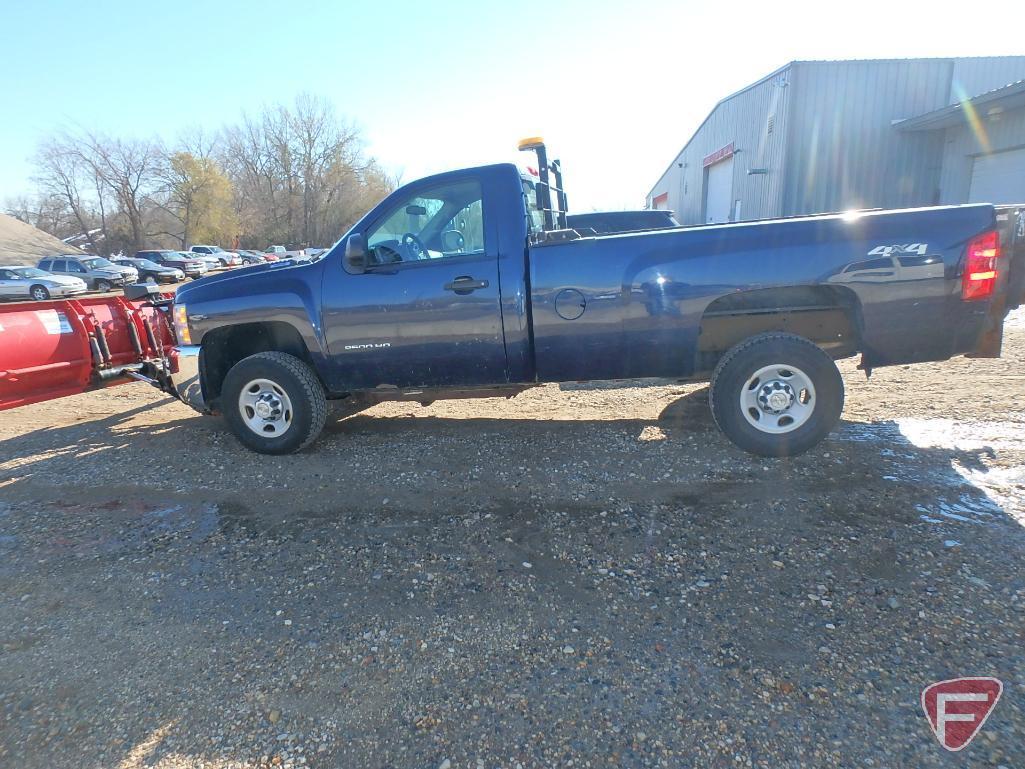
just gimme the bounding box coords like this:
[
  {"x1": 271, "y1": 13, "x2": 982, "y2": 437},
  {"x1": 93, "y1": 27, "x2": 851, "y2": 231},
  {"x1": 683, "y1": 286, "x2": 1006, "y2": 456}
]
[
  {"x1": 68, "y1": 261, "x2": 86, "y2": 273},
  {"x1": 52, "y1": 260, "x2": 68, "y2": 272},
  {"x1": 365, "y1": 180, "x2": 484, "y2": 266},
  {"x1": 39, "y1": 260, "x2": 52, "y2": 270},
  {"x1": 0, "y1": 270, "x2": 12, "y2": 279}
]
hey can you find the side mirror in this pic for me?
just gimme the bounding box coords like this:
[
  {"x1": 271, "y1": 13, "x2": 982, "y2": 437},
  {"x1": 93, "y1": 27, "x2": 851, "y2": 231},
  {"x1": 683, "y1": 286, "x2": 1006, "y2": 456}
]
[{"x1": 344, "y1": 233, "x2": 367, "y2": 274}]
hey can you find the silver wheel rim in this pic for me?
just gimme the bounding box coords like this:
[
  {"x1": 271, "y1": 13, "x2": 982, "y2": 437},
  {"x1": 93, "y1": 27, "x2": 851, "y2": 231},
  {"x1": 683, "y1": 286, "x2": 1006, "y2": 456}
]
[
  {"x1": 238, "y1": 378, "x2": 293, "y2": 438},
  {"x1": 32, "y1": 288, "x2": 47, "y2": 300},
  {"x1": 145, "y1": 275, "x2": 156, "y2": 284},
  {"x1": 740, "y1": 363, "x2": 816, "y2": 435}
]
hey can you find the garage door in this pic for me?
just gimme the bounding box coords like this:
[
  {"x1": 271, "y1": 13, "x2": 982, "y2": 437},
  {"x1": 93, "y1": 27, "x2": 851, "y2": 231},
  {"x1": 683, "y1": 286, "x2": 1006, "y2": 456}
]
[
  {"x1": 969, "y1": 147, "x2": 1025, "y2": 204},
  {"x1": 705, "y1": 157, "x2": 733, "y2": 223}
]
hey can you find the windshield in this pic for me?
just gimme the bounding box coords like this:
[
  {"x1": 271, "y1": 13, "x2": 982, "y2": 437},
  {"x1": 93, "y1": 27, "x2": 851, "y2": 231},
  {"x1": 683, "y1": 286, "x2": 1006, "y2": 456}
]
[
  {"x1": 81, "y1": 257, "x2": 115, "y2": 270},
  {"x1": 135, "y1": 259, "x2": 160, "y2": 269},
  {"x1": 209, "y1": 246, "x2": 225, "y2": 253},
  {"x1": 13, "y1": 267, "x2": 49, "y2": 278}
]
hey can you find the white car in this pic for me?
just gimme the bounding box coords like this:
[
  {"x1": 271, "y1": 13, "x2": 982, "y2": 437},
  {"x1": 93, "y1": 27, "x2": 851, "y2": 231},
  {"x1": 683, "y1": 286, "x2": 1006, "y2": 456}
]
[
  {"x1": 191, "y1": 253, "x2": 222, "y2": 270},
  {"x1": 189, "y1": 245, "x2": 243, "y2": 267},
  {"x1": 0, "y1": 265, "x2": 88, "y2": 301},
  {"x1": 265, "y1": 245, "x2": 306, "y2": 259}
]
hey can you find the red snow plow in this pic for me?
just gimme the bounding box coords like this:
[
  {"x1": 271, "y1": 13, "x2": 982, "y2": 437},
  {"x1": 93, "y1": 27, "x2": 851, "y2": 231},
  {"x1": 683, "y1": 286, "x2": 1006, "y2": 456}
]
[{"x1": 0, "y1": 290, "x2": 177, "y2": 411}]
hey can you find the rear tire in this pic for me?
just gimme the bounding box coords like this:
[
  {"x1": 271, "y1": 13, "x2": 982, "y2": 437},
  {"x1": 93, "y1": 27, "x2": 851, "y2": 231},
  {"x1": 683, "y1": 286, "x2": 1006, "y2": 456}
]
[
  {"x1": 222, "y1": 351, "x2": 327, "y2": 455},
  {"x1": 709, "y1": 332, "x2": 844, "y2": 457},
  {"x1": 30, "y1": 285, "x2": 50, "y2": 301}
]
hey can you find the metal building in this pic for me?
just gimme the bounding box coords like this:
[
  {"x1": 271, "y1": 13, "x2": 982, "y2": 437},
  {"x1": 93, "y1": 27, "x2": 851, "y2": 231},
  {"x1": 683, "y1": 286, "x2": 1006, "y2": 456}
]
[{"x1": 646, "y1": 57, "x2": 1025, "y2": 225}]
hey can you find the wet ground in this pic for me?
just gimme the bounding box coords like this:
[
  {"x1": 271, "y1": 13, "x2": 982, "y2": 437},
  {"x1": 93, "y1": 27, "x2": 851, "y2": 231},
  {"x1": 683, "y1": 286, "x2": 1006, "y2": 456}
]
[{"x1": 0, "y1": 311, "x2": 1023, "y2": 768}]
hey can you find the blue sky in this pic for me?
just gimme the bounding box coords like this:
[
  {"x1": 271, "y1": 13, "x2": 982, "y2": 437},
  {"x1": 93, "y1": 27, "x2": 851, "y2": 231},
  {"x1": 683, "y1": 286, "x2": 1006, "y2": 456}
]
[{"x1": 2, "y1": 0, "x2": 1023, "y2": 210}]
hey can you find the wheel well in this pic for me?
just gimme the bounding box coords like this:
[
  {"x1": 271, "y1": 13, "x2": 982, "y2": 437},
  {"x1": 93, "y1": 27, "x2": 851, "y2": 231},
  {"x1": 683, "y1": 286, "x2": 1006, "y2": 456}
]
[
  {"x1": 697, "y1": 286, "x2": 862, "y2": 373},
  {"x1": 201, "y1": 322, "x2": 315, "y2": 407}
]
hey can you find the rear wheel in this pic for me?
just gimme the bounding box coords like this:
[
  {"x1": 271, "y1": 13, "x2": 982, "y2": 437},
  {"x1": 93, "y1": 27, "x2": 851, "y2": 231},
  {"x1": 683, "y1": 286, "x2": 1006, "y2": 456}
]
[
  {"x1": 709, "y1": 333, "x2": 844, "y2": 457},
  {"x1": 30, "y1": 285, "x2": 50, "y2": 301},
  {"x1": 222, "y1": 351, "x2": 327, "y2": 454}
]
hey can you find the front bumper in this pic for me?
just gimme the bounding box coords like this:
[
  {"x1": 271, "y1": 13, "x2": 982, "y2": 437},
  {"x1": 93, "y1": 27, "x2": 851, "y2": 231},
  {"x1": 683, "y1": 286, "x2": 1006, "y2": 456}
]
[
  {"x1": 168, "y1": 345, "x2": 207, "y2": 412},
  {"x1": 56, "y1": 285, "x2": 88, "y2": 296}
]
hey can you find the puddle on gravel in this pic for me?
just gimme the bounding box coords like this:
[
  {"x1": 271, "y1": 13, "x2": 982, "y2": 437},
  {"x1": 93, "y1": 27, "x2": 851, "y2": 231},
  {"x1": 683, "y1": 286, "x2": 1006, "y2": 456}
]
[{"x1": 834, "y1": 418, "x2": 1025, "y2": 532}]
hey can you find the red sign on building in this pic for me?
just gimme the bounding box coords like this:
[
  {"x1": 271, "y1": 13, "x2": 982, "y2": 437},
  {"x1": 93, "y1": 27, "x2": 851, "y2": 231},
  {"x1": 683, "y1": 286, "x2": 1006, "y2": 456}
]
[{"x1": 702, "y1": 142, "x2": 735, "y2": 168}]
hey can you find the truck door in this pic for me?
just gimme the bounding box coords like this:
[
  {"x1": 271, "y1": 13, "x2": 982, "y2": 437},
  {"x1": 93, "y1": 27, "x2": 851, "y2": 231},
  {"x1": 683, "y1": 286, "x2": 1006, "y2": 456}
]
[{"x1": 320, "y1": 177, "x2": 507, "y2": 390}]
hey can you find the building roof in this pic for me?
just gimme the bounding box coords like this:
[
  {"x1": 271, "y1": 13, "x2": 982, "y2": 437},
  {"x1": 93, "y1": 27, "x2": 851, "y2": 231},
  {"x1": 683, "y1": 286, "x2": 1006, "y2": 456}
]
[
  {"x1": 646, "y1": 56, "x2": 1025, "y2": 198},
  {"x1": 897, "y1": 79, "x2": 1025, "y2": 131},
  {"x1": 643, "y1": 62, "x2": 795, "y2": 199},
  {"x1": 0, "y1": 213, "x2": 83, "y2": 267}
]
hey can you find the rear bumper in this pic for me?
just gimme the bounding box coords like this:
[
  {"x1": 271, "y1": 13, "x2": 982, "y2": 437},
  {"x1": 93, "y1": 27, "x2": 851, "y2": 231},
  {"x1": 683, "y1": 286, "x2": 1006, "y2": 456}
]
[{"x1": 168, "y1": 345, "x2": 207, "y2": 412}]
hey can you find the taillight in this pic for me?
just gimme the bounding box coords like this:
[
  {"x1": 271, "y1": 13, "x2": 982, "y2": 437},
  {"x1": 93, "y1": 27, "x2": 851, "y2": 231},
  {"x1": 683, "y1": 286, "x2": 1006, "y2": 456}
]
[{"x1": 962, "y1": 230, "x2": 1000, "y2": 301}]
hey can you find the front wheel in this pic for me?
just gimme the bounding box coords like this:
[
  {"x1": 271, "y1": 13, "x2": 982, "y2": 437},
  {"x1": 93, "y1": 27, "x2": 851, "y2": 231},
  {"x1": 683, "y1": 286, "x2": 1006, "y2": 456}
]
[
  {"x1": 30, "y1": 285, "x2": 50, "y2": 301},
  {"x1": 95, "y1": 279, "x2": 113, "y2": 292},
  {"x1": 221, "y1": 351, "x2": 327, "y2": 454},
  {"x1": 709, "y1": 333, "x2": 844, "y2": 457}
]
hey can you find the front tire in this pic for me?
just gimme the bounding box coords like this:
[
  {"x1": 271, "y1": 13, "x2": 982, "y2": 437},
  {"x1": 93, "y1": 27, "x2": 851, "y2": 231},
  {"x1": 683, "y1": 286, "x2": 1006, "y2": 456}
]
[
  {"x1": 95, "y1": 279, "x2": 113, "y2": 292},
  {"x1": 30, "y1": 285, "x2": 50, "y2": 301},
  {"x1": 221, "y1": 352, "x2": 327, "y2": 454},
  {"x1": 709, "y1": 333, "x2": 844, "y2": 457}
]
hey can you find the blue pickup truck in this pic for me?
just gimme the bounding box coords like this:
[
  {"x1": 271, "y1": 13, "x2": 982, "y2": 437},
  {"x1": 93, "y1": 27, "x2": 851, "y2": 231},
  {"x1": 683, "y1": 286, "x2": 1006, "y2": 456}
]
[{"x1": 163, "y1": 140, "x2": 1022, "y2": 457}]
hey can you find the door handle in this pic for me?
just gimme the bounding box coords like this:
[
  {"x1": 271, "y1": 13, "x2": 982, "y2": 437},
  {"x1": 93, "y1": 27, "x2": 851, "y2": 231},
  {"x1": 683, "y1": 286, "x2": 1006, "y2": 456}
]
[{"x1": 444, "y1": 276, "x2": 489, "y2": 294}]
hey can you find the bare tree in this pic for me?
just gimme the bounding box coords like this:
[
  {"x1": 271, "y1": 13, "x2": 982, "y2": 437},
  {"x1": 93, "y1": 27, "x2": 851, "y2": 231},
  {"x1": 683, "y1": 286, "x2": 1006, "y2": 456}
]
[
  {"x1": 223, "y1": 94, "x2": 393, "y2": 248},
  {"x1": 32, "y1": 135, "x2": 109, "y2": 254},
  {"x1": 23, "y1": 95, "x2": 393, "y2": 254},
  {"x1": 78, "y1": 131, "x2": 161, "y2": 254}
]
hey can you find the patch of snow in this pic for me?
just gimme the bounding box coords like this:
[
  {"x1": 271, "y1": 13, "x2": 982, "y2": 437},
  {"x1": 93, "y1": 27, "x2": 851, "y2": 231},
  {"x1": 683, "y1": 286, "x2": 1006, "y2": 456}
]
[{"x1": 1003, "y1": 307, "x2": 1025, "y2": 331}]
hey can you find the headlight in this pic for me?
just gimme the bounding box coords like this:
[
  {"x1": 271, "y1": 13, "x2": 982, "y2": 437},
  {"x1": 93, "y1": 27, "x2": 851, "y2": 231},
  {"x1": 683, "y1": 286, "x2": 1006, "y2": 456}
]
[
  {"x1": 173, "y1": 304, "x2": 192, "y2": 345},
  {"x1": 175, "y1": 270, "x2": 184, "y2": 279}
]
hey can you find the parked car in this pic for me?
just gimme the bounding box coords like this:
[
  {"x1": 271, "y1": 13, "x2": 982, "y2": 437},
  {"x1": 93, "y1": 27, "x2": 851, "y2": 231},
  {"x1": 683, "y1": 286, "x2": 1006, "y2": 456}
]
[
  {"x1": 189, "y1": 245, "x2": 242, "y2": 267},
  {"x1": 566, "y1": 209, "x2": 679, "y2": 234},
  {"x1": 0, "y1": 265, "x2": 88, "y2": 301},
  {"x1": 264, "y1": 245, "x2": 306, "y2": 259},
  {"x1": 235, "y1": 250, "x2": 268, "y2": 265},
  {"x1": 161, "y1": 142, "x2": 1023, "y2": 456},
  {"x1": 188, "y1": 253, "x2": 222, "y2": 271},
  {"x1": 111, "y1": 257, "x2": 184, "y2": 285},
  {"x1": 37, "y1": 255, "x2": 130, "y2": 292},
  {"x1": 136, "y1": 250, "x2": 208, "y2": 279}
]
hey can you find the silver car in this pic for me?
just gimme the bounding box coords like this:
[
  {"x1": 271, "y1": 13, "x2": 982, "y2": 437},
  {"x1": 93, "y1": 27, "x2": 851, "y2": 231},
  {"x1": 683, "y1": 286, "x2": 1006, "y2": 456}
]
[
  {"x1": 0, "y1": 265, "x2": 88, "y2": 301},
  {"x1": 38, "y1": 255, "x2": 135, "y2": 292}
]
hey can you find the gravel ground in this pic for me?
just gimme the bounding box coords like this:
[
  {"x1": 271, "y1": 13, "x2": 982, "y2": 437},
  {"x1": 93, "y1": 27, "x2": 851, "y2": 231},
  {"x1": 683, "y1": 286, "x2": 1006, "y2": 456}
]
[{"x1": 1, "y1": 311, "x2": 1024, "y2": 768}]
